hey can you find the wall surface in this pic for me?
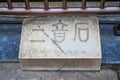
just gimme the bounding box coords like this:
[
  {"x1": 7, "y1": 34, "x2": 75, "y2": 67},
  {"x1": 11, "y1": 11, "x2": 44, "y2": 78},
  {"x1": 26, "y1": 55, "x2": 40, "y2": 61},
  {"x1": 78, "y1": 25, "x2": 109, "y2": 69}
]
[{"x1": 0, "y1": 16, "x2": 120, "y2": 64}]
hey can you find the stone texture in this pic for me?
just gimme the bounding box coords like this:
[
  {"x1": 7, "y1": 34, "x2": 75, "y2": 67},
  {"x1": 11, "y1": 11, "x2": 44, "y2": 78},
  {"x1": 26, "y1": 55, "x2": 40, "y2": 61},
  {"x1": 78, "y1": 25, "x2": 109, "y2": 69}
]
[
  {"x1": 0, "y1": 63, "x2": 118, "y2": 80},
  {"x1": 19, "y1": 16, "x2": 101, "y2": 70}
]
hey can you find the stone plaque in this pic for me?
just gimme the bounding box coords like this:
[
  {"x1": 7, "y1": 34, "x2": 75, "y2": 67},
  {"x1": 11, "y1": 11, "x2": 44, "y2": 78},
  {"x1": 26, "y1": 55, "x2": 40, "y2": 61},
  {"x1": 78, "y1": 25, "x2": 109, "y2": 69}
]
[{"x1": 19, "y1": 16, "x2": 101, "y2": 70}]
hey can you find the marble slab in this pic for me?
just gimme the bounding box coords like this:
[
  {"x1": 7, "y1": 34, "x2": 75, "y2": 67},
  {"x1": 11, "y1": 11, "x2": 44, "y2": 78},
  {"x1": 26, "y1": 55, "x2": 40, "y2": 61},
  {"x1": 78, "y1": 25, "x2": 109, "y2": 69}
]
[{"x1": 19, "y1": 16, "x2": 101, "y2": 70}]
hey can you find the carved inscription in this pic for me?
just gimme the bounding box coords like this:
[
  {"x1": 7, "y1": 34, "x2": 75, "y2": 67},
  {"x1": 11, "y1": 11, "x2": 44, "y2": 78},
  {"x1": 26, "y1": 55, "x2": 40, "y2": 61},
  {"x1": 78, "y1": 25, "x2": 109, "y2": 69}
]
[
  {"x1": 30, "y1": 21, "x2": 90, "y2": 43},
  {"x1": 52, "y1": 20, "x2": 68, "y2": 42},
  {"x1": 73, "y1": 22, "x2": 89, "y2": 42}
]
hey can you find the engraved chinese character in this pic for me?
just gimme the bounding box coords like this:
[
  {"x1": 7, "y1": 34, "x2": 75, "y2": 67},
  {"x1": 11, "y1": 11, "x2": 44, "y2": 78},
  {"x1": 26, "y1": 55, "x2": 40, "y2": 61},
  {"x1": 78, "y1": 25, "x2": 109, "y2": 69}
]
[
  {"x1": 73, "y1": 23, "x2": 89, "y2": 42},
  {"x1": 30, "y1": 25, "x2": 45, "y2": 43},
  {"x1": 52, "y1": 20, "x2": 68, "y2": 42}
]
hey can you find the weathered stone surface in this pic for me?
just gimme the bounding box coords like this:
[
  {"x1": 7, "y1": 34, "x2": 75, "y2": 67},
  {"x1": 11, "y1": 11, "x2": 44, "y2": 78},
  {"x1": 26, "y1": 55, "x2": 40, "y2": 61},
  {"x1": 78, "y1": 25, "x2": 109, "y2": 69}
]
[
  {"x1": 19, "y1": 16, "x2": 101, "y2": 70},
  {"x1": 0, "y1": 63, "x2": 118, "y2": 80}
]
